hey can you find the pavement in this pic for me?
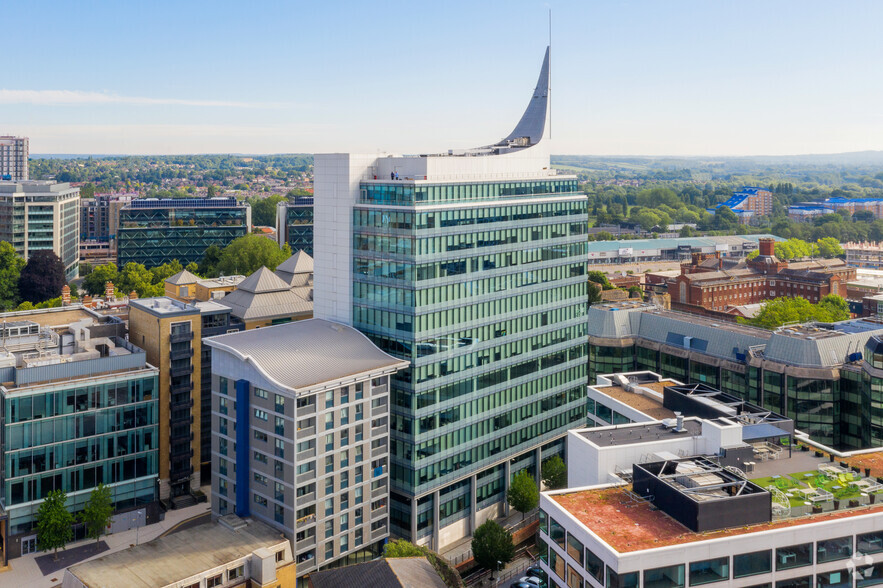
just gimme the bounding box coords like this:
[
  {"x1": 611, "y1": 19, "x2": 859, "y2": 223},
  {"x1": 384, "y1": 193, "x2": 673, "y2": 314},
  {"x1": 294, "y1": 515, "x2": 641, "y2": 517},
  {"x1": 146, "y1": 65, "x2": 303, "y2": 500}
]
[{"x1": 0, "y1": 495, "x2": 212, "y2": 588}]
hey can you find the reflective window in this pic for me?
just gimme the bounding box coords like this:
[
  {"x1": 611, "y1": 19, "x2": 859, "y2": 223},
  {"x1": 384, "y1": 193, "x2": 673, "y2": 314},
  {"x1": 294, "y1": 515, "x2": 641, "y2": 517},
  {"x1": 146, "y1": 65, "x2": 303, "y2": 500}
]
[
  {"x1": 817, "y1": 536, "x2": 852, "y2": 563},
  {"x1": 689, "y1": 557, "x2": 729, "y2": 586},
  {"x1": 776, "y1": 543, "x2": 812, "y2": 570},
  {"x1": 817, "y1": 570, "x2": 851, "y2": 588},
  {"x1": 644, "y1": 564, "x2": 685, "y2": 588},
  {"x1": 607, "y1": 567, "x2": 638, "y2": 588},
  {"x1": 733, "y1": 551, "x2": 771, "y2": 578}
]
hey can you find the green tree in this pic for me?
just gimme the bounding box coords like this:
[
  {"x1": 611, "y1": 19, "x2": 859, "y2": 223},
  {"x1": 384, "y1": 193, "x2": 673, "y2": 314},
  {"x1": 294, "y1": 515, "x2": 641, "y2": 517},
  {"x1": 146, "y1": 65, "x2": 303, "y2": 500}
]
[
  {"x1": 18, "y1": 250, "x2": 67, "y2": 303},
  {"x1": 185, "y1": 261, "x2": 200, "y2": 275},
  {"x1": 36, "y1": 490, "x2": 74, "y2": 560},
  {"x1": 542, "y1": 455, "x2": 568, "y2": 490},
  {"x1": 507, "y1": 470, "x2": 539, "y2": 520},
  {"x1": 817, "y1": 237, "x2": 844, "y2": 258},
  {"x1": 746, "y1": 250, "x2": 760, "y2": 260},
  {"x1": 150, "y1": 259, "x2": 183, "y2": 283},
  {"x1": 588, "y1": 271, "x2": 615, "y2": 290},
  {"x1": 250, "y1": 194, "x2": 286, "y2": 227},
  {"x1": 742, "y1": 295, "x2": 850, "y2": 329},
  {"x1": 118, "y1": 262, "x2": 163, "y2": 298},
  {"x1": 636, "y1": 187, "x2": 681, "y2": 209},
  {"x1": 80, "y1": 483, "x2": 113, "y2": 550},
  {"x1": 818, "y1": 294, "x2": 850, "y2": 319},
  {"x1": 0, "y1": 241, "x2": 25, "y2": 310},
  {"x1": 80, "y1": 262, "x2": 93, "y2": 277},
  {"x1": 712, "y1": 206, "x2": 739, "y2": 230},
  {"x1": 628, "y1": 285, "x2": 644, "y2": 298},
  {"x1": 383, "y1": 539, "x2": 424, "y2": 558},
  {"x1": 216, "y1": 234, "x2": 290, "y2": 276},
  {"x1": 198, "y1": 245, "x2": 223, "y2": 277},
  {"x1": 471, "y1": 520, "x2": 515, "y2": 574},
  {"x1": 207, "y1": 184, "x2": 218, "y2": 197},
  {"x1": 83, "y1": 263, "x2": 119, "y2": 296}
]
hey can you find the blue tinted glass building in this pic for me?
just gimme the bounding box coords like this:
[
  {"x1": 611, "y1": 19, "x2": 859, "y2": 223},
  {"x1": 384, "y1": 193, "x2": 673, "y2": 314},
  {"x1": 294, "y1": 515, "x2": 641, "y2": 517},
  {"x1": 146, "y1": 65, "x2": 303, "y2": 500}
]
[{"x1": 314, "y1": 47, "x2": 588, "y2": 550}]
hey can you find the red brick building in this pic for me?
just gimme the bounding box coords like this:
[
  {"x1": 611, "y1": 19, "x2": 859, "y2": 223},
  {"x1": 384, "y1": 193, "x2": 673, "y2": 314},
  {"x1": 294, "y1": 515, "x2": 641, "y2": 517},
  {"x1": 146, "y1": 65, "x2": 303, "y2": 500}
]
[{"x1": 668, "y1": 238, "x2": 855, "y2": 312}]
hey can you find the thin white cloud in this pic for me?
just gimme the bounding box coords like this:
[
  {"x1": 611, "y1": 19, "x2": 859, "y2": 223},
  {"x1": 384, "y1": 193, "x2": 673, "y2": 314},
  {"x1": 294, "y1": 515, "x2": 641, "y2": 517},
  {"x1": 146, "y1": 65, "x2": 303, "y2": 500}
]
[{"x1": 0, "y1": 89, "x2": 291, "y2": 108}]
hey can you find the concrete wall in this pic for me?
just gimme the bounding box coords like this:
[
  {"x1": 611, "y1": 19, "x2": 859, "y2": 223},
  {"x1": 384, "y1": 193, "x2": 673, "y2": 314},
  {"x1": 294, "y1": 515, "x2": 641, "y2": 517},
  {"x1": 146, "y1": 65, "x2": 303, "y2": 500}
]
[{"x1": 314, "y1": 153, "x2": 378, "y2": 325}]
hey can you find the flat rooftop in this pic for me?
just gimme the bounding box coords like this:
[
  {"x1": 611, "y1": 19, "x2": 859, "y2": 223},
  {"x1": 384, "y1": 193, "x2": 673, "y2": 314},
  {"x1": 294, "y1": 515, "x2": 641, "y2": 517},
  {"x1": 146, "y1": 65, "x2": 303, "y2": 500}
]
[
  {"x1": 592, "y1": 380, "x2": 679, "y2": 420},
  {"x1": 649, "y1": 309, "x2": 771, "y2": 337},
  {"x1": 130, "y1": 297, "x2": 197, "y2": 315},
  {"x1": 551, "y1": 482, "x2": 883, "y2": 553},
  {"x1": 578, "y1": 419, "x2": 703, "y2": 448},
  {"x1": 0, "y1": 307, "x2": 101, "y2": 329},
  {"x1": 592, "y1": 300, "x2": 657, "y2": 312},
  {"x1": 67, "y1": 519, "x2": 286, "y2": 588}
]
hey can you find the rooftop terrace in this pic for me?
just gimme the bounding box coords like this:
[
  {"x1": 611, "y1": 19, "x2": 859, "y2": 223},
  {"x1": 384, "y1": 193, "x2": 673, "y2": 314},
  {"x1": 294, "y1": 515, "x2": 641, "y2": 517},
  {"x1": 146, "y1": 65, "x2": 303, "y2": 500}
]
[{"x1": 551, "y1": 448, "x2": 883, "y2": 553}]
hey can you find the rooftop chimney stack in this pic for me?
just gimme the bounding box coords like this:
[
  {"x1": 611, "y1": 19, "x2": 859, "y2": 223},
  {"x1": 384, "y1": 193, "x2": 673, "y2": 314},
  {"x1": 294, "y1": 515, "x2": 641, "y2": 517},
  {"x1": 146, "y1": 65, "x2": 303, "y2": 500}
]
[
  {"x1": 105, "y1": 281, "x2": 115, "y2": 301},
  {"x1": 61, "y1": 285, "x2": 71, "y2": 306},
  {"x1": 758, "y1": 238, "x2": 775, "y2": 257}
]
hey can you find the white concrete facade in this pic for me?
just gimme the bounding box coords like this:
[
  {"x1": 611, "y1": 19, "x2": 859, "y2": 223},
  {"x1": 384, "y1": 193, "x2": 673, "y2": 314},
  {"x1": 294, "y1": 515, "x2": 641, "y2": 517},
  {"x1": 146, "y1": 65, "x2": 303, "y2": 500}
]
[{"x1": 540, "y1": 484, "x2": 883, "y2": 588}]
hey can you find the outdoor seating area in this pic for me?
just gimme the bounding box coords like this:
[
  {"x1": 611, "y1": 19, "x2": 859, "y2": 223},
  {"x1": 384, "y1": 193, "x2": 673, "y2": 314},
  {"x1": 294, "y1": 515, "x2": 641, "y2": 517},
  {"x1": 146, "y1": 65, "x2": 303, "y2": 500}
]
[
  {"x1": 750, "y1": 463, "x2": 883, "y2": 513},
  {"x1": 752, "y1": 441, "x2": 786, "y2": 462}
]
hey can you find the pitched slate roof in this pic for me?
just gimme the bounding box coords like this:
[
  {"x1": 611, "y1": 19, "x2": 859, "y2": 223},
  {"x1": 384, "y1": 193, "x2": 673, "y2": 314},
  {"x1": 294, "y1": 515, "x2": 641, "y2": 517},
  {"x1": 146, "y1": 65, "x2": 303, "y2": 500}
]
[
  {"x1": 275, "y1": 250, "x2": 314, "y2": 287},
  {"x1": 165, "y1": 269, "x2": 200, "y2": 286},
  {"x1": 217, "y1": 266, "x2": 312, "y2": 320}
]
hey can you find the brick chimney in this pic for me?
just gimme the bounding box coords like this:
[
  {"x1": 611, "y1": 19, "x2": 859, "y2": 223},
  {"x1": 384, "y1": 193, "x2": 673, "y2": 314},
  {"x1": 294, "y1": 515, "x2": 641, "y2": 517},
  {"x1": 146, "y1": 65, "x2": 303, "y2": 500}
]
[
  {"x1": 758, "y1": 238, "x2": 775, "y2": 256},
  {"x1": 61, "y1": 284, "x2": 71, "y2": 306},
  {"x1": 105, "y1": 281, "x2": 115, "y2": 301},
  {"x1": 83, "y1": 294, "x2": 93, "y2": 308},
  {"x1": 129, "y1": 290, "x2": 138, "y2": 300}
]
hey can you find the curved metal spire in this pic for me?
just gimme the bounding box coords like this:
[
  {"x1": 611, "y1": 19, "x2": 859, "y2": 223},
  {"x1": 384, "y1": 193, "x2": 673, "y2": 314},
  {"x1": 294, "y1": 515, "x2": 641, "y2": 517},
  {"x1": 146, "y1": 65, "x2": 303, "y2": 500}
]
[{"x1": 501, "y1": 46, "x2": 550, "y2": 147}]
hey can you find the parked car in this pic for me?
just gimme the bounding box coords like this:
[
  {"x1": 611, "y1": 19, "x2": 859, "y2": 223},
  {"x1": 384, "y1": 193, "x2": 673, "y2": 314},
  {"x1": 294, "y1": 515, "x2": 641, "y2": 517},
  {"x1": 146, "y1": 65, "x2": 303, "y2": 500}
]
[
  {"x1": 511, "y1": 582, "x2": 535, "y2": 588},
  {"x1": 526, "y1": 566, "x2": 544, "y2": 579},
  {"x1": 519, "y1": 577, "x2": 543, "y2": 587}
]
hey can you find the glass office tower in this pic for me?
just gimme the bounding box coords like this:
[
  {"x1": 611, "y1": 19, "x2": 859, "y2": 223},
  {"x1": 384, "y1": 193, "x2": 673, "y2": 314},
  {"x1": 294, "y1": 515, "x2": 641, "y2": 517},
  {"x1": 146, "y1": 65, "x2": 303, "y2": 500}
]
[
  {"x1": 353, "y1": 179, "x2": 588, "y2": 546},
  {"x1": 117, "y1": 197, "x2": 251, "y2": 267},
  {"x1": 315, "y1": 47, "x2": 588, "y2": 549}
]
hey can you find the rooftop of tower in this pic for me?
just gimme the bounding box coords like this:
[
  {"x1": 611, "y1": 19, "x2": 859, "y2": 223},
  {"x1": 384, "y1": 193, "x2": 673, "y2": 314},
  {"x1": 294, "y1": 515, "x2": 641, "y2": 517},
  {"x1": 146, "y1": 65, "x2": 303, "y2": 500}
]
[{"x1": 380, "y1": 46, "x2": 551, "y2": 161}]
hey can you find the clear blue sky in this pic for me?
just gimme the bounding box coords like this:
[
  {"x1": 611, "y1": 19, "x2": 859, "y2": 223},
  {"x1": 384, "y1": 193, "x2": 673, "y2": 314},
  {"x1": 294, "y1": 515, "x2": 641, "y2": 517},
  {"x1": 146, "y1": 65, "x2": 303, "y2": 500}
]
[{"x1": 4, "y1": 0, "x2": 883, "y2": 156}]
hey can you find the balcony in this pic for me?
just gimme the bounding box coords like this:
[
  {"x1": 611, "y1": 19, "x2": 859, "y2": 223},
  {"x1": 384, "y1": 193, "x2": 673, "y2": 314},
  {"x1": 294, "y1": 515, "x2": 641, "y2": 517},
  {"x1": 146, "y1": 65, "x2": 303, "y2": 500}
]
[
  {"x1": 372, "y1": 505, "x2": 388, "y2": 520},
  {"x1": 372, "y1": 483, "x2": 387, "y2": 499},
  {"x1": 298, "y1": 491, "x2": 316, "y2": 504},
  {"x1": 297, "y1": 448, "x2": 316, "y2": 461},
  {"x1": 297, "y1": 402, "x2": 316, "y2": 416},
  {"x1": 170, "y1": 348, "x2": 194, "y2": 361},
  {"x1": 170, "y1": 365, "x2": 194, "y2": 378},
  {"x1": 170, "y1": 397, "x2": 194, "y2": 411},
  {"x1": 296, "y1": 470, "x2": 316, "y2": 485},
  {"x1": 296, "y1": 425, "x2": 315, "y2": 440},
  {"x1": 170, "y1": 380, "x2": 192, "y2": 394},
  {"x1": 170, "y1": 331, "x2": 194, "y2": 343},
  {"x1": 170, "y1": 446, "x2": 194, "y2": 460},
  {"x1": 371, "y1": 384, "x2": 388, "y2": 396},
  {"x1": 171, "y1": 430, "x2": 193, "y2": 442},
  {"x1": 296, "y1": 555, "x2": 317, "y2": 573},
  {"x1": 371, "y1": 425, "x2": 387, "y2": 437},
  {"x1": 296, "y1": 513, "x2": 316, "y2": 529},
  {"x1": 296, "y1": 535, "x2": 317, "y2": 551},
  {"x1": 371, "y1": 525, "x2": 388, "y2": 542}
]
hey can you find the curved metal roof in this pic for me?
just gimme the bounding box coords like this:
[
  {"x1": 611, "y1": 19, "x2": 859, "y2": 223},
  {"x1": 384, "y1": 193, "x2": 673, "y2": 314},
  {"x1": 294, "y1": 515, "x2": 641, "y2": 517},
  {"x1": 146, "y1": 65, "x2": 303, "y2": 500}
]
[{"x1": 204, "y1": 318, "x2": 409, "y2": 394}]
